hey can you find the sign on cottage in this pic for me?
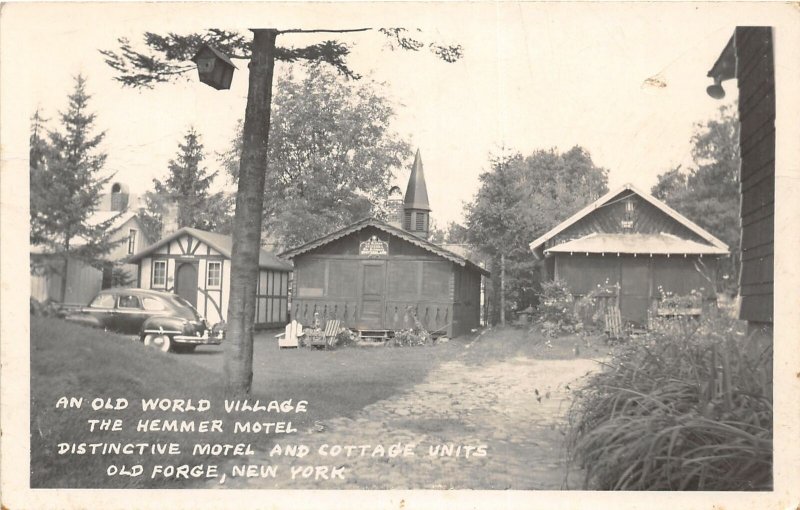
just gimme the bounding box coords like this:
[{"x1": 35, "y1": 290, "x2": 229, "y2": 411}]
[{"x1": 359, "y1": 235, "x2": 388, "y2": 256}]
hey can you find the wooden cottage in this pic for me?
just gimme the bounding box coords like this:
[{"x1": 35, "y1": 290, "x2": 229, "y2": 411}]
[
  {"x1": 529, "y1": 184, "x2": 729, "y2": 325},
  {"x1": 707, "y1": 27, "x2": 774, "y2": 335},
  {"x1": 128, "y1": 227, "x2": 291, "y2": 328},
  {"x1": 280, "y1": 151, "x2": 489, "y2": 338}
]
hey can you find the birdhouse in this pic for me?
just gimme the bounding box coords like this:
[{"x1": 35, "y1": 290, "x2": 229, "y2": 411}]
[{"x1": 191, "y1": 44, "x2": 236, "y2": 90}]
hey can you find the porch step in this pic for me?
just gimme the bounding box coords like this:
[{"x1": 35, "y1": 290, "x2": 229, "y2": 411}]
[{"x1": 357, "y1": 330, "x2": 392, "y2": 344}]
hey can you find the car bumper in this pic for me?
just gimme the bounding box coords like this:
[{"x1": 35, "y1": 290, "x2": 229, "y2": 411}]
[{"x1": 142, "y1": 328, "x2": 224, "y2": 345}]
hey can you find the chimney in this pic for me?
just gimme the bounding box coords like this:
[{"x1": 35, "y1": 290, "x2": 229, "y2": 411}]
[
  {"x1": 110, "y1": 182, "x2": 130, "y2": 211},
  {"x1": 386, "y1": 186, "x2": 404, "y2": 228},
  {"x1": 161, "y1": 202, "x2": 180, "y2": 238}
]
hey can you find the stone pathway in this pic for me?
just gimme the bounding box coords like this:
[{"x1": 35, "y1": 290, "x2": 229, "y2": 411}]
[{"x1": 217, "y1": 352, "x2": 598, "y2": 490}]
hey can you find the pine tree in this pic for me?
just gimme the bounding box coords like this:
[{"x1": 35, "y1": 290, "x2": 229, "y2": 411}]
[
  {"x1": 30, "y1": 75, "x2": 119, "y2": 302},
  {"x1": 143, "y1": 128, "x2": 233, "y2": 240}
]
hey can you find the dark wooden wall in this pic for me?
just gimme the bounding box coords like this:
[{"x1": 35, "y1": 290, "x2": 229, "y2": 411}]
[
  {"x1": 735, "y1": 27, "x2": 774, "y2": 325},
  {"x1": 289, "y1": 227, "x2": 483, "y2": 337},
  {"x1": 555, "y1": 254, "x2": 718, "y2": 324}
]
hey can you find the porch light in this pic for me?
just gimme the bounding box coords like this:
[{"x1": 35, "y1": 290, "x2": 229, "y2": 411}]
[{"x1": 706, "y1": 77, "x2": 726, "y2": 99}]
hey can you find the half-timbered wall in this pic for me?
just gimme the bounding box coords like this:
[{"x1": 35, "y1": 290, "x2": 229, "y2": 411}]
[
  {"x1": 136, "y1": 232, "x2": 288, "y2": 327},
  {"x1": 735, "y1": 27, "x2": 774, "y2": 325}
]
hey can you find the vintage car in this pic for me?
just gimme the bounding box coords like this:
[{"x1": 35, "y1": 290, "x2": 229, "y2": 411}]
[{"x1": 64, "y1": 288, "x2": 223, "y2": 353}]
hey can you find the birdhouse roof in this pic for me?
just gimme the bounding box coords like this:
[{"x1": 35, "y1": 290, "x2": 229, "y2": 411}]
[{"x1": 192, "y1": 44, "x2": 237, "y2": 69}]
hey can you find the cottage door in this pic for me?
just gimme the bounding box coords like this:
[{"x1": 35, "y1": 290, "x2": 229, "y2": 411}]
[
  {"x1": 620, "y1": 258, "x2": 650, "y2": 325},
  {"x1": 359, "y1": 261, "x2": 386, "y2": 329},
  {"x1": 175, "y1": 262, "x2": 198, "y2": 307}
]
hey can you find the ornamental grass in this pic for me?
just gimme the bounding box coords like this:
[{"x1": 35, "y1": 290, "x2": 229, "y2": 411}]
[{"x1": 566, "y1": 314, "x2": 772, "y2": 490}]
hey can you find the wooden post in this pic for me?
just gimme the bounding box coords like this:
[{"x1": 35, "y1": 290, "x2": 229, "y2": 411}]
[{"x1": 224, "y1": 29, "x2": 279, "y2": 396}]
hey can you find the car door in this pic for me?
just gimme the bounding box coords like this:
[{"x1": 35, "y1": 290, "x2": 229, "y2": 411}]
[
  {"x1": 82, "y1": 292, "x2": 117, "y2": 329},
  {"x1": 115, "y1": 293, "x2": 147, "y2": 334}
]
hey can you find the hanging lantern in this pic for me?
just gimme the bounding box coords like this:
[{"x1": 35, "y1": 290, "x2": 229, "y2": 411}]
[{"x1": 191, "y1": 44, "x2": 236, "y2": 90}]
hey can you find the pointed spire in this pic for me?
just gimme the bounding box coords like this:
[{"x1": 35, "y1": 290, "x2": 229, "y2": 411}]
[{"x1": 404, "y1": 149, "x2": 431, "y2": 211}]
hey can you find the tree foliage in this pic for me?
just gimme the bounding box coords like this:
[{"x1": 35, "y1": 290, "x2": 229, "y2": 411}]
[
  {"x1": 465, "y1": 146, "x2": 609, "y2": 322},
  {"x1": 651, "y1": 105, "x2": 741, "y2": 293},
  {"x1": 143, "y1": 128, "x2": 233, "y2": 240},
  {"x1": 30, "y1": 76, "x2": 120, "y2": 273},
  {"x1": 221, "y1": 65, "x2": 411, "y2": 249},
  {"x1": 100, "y1": 28, "x2": 461, "y2": 88}
]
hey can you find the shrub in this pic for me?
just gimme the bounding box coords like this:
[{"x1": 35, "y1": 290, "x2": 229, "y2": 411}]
[
  {"x1": 391, "y1": 329, "x2": 431, "y2": 347},
  {"x1": 335, "y1": 328, "x2": 358, "y2": 347},
  {"x1": 566, "y1": 314, "x2": 772, "y2": 490},
  {"x1": 535, "y1": 279, "x2": 581, "y2": 337}
]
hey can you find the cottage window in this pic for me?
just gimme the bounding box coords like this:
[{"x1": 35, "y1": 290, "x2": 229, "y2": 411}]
[
  {"x1": 207, "y1": 261, "x2": 222, "y2": 288},
  {"x1": 422, "y1": 261, "x2": 451, "y2": 299},
  {"x1": 128, "y1": 229, "x2": 137, "y2": 254},
  {"x1": 152, "y1": 260, "x2": 167, "y2": 287}
]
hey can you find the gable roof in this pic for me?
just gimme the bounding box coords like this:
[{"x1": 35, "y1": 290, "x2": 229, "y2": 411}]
[
  {"x1": 126, "y1": 227, "x2": 291, "y2": 271},
  {"x1": 280, "y1": 218, "x2": 490, "y2": 276},
  {"x1": 529, "y1": 183, "x2": 729, "y2": 255},
  {"x1": 30, "y1": 210, "x2": 145, "y2": 255}
]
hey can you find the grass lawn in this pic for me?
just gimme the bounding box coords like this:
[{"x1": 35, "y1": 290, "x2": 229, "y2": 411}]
[
  {"x1": 30, "y1": 316, "x2": 470, "y2": 488},
  {"x1": 31, "y1": 316, "x2": 605, "y2": 489}
]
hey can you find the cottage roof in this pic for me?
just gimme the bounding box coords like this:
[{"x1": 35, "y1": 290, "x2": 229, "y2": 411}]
[
  {"x1": 529, "y1": 183, "x2": 729, "y2": 255},
  {"x1": 126, "y1": 227, "x2": 292, "y2": 271},
  {"x1": 280, "y1": 218, "x2": 490, "y2": 276},
  {"x1": 545, "y1": 233, "x2": 728, "y2": 256},
  {"x1": 30, "y1": 210, "x2": 141, "y2": 254},
  {"x1": 404, "y1": 149, "x2": 431, "y2": 211}
]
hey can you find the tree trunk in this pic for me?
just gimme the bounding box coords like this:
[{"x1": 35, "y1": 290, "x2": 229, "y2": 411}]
[
  {"x1": 500, "y1": 252, "x2": 506, "y2": 326},
  {"x1": 224, "y1": 29, "x2": 279, "y2": 396},
  {"x1": 59, "y1": 255, "x2": 69, "y2": 303}
]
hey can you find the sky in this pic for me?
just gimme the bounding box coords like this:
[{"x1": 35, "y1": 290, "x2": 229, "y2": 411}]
[{"x1": 7, "y1": 2, "x2": 785, "y2": 227}]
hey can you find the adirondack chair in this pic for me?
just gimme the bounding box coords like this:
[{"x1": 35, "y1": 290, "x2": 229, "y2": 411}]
[
  {"x1": 604, "y1": 306, "x2": 623, "y2": 340},
  {"x1": 309, "y1": 319, "x2": 341, "y2": 349},
  {"x1": 276, "y1": 320, "x2": 304, "y2": 349},
  {"x1": 323, "y1": 319, "x2": 341, "y2": 348}
]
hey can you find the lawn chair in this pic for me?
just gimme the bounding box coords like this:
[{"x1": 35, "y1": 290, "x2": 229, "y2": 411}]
[
  {"x1": 276, "y1": 320, "x2": 304, "y2": 349},
  {"x1": 309, "y1": 319, "x2": 341, "y2": 349},
  {"x1": 604, "y1": 306, "x2": 623, "y2": 340},
  {"x1": 323, "y1": 319, "x2": 341, "y2": 348}
]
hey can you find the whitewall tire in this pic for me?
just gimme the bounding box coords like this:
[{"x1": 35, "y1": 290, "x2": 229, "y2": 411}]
[{"x1": 144, "y1": 334, "x2": 172, "y2": 353}]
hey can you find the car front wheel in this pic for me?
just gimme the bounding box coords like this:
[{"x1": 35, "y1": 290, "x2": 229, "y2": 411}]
[{"x1": 144, "y1": 334, "x2": 172, "y2": 353}]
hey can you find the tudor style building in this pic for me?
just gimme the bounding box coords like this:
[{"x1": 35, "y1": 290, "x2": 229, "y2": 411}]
[
  {"x1": 128, "y1": 227, "x2": 291, "y2": 328},
  {"x1": 281, "y1": 151, "x2": 489, "y2": 338},
  {"x1": 529, "y1": 184, "x2": 729, "y2": 325}
]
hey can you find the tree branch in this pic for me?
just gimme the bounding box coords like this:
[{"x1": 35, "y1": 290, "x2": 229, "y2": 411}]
[{"x1": 277, "y1": 28, "x2": 372, "y2": 35}]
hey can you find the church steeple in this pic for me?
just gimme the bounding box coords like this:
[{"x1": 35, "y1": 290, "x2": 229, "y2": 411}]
[{"x1": 403, "y1": 149, "x2": 432, "y2": 238}]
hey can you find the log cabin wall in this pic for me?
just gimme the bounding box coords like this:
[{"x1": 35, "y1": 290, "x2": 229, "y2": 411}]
[
  {"x1": 735, "y1": 27, "x2": 774, "y2": 326},
  {"x1": 289, "y1": 225, "x2": 477, "y2": 337}
]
